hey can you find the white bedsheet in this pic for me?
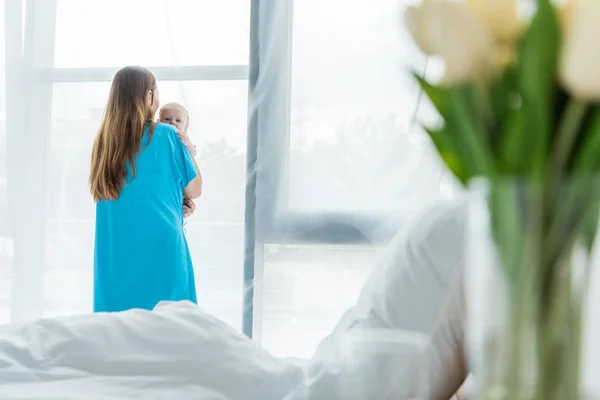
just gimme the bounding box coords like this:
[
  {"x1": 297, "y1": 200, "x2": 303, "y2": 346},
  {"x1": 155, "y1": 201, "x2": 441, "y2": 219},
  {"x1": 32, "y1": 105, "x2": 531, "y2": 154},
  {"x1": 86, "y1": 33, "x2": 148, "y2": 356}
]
[{"x1": 0, "y1": 301, "x2": 304, "y2": 400}]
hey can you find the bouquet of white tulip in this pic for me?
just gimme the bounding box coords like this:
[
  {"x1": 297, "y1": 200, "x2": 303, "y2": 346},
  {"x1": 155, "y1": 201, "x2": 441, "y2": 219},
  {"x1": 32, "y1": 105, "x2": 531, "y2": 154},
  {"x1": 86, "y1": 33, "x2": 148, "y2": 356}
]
[{"x1": 405, "y1": 0, "x2": 600, "y2": 398}]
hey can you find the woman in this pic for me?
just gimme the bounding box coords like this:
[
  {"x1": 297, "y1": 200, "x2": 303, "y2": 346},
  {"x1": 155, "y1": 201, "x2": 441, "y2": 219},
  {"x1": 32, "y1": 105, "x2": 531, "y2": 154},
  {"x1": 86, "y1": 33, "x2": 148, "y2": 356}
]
[{"x1": 90, "y1": 66, "x2": 202, "y2": 312}]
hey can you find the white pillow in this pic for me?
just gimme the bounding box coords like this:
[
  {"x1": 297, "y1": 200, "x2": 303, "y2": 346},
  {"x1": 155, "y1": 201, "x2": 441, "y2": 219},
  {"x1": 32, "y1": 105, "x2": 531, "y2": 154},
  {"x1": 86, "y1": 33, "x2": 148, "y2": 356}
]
[{"x1": 286, "y1": 199, "x2": 469, "y2": 400}]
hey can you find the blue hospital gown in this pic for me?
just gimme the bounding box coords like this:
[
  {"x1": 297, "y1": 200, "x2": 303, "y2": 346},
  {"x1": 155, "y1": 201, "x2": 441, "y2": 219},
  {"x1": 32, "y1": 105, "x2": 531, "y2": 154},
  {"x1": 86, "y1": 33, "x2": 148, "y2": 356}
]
[{"x1": 93, "y1": 122, "x2": 198, "y2": 312}]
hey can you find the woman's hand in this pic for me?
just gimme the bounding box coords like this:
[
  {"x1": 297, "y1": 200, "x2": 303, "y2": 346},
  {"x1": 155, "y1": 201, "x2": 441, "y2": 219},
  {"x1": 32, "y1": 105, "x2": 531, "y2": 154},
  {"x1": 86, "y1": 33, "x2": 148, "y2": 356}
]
[
  {"x1": 178, "y1": 132, "x2": 198, "y2": 158},
  {"x1": 183, "y1": 197, "x2": 196, "y2": 219}
]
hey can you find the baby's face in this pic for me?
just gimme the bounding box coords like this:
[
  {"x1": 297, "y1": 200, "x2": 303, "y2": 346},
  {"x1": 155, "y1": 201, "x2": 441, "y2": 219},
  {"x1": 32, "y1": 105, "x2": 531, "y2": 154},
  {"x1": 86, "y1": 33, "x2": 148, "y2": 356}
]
[{"x1": 159, "y1": 107, "x2": 188, "y2": 133}]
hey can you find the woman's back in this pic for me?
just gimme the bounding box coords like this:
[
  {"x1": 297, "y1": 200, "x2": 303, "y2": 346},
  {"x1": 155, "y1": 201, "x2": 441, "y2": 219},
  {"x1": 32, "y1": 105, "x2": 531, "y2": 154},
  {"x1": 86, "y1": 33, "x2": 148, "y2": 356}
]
[{"x1": 94, "y1": 122, "x2": 198, "y2": 312}]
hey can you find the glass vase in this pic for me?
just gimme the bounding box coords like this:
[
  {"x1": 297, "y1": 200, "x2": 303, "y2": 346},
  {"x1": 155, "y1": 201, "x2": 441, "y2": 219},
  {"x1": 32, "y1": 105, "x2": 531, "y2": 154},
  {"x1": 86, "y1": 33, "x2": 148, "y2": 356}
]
[{"x1": 466, "y1": 178, "x2": 600, "y2": 400}]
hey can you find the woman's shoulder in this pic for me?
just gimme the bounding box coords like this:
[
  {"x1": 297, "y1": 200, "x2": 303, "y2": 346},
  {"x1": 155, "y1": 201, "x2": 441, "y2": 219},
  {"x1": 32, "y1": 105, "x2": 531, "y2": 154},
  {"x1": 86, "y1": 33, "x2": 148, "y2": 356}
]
[
  {"x1": 153, "y1": 122, "x2": 179, "y2": 137},
  {"x1": 148, "y1": 122, "x2": 179, "y2": 145}
]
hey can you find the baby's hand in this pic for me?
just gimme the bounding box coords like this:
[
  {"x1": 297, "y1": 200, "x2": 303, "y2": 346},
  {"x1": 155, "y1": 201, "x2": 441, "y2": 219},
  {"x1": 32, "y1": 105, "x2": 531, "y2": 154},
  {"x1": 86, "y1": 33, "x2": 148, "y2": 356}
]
[
  {"x1": 178, "y1": 132, "x2": 197, "y2": 158},
  {"x1": 183, "y1": 197, "x2": 196, "y2": 218}
]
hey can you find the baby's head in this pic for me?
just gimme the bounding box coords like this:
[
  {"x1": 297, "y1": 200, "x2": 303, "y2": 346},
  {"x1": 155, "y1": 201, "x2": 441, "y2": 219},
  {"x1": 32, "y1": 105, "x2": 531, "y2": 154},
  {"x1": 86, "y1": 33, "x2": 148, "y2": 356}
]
[{"x1": 159, "y1": 102, "x2": 189, "y2": 133}]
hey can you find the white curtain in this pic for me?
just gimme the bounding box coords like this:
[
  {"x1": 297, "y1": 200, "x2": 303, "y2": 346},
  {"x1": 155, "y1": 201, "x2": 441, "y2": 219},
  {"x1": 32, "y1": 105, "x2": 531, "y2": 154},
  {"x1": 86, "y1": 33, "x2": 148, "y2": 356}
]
[
  {"x1": 0, "y1": 0, "x2": 454, "y2": 359},
  {"x1": 0, "y1": 1, "x2": 6, "y2": 326}
]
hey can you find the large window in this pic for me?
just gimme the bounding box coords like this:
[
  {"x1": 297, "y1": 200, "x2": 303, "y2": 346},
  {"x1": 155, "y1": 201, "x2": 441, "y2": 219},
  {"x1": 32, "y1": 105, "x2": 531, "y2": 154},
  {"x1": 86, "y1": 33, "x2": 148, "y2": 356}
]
[
  {"x1": 288, "y1": 0, "x2": 442, "y2": 213},
  {"x1": 3, "y1": 0, "x2": 451, "y2": 358},
  {"x1": 246, "y1": 0, "x2": 453, "y2": 356},
  {"x1": 260, "y1": 244, "x2": 380, "y2": 357},
  {"x1": 54, "y1": 0, "x2": 250, "y2": 68}
]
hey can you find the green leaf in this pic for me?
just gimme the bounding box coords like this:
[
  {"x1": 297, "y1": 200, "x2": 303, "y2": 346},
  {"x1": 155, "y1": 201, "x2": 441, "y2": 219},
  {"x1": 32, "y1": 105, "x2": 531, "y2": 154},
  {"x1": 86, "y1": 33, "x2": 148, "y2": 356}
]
[
  {"x1": 490, "y1": 67, "x2": 519, "y2": 125},
  {"x1": 489, "y1": 181, "x2": 527, "y2": 285},
  {"x1": 490, "y1": 67, "x2": 526, "y2": 173},
  {"x1": 500, "y1": 105, "x2": 529, "y2": 174},
  {"x1": 414, "y1": 74, "x2": 453, "y2": 119},
  {"x1": 415, "y1": 75, "x2": 495, "y2": 178},
  {"x1": 516, "y1": 0, "x2": 560, "y2": 177},
  {"x1": 426, "y1": 126, "x2": 471, "y2": 184},
  {"x1": 446, "y1": 88, "x2": 495, "y2": 176},
  {"x1": 549, "y1": 99, "x2": 587, "y2": 175}
]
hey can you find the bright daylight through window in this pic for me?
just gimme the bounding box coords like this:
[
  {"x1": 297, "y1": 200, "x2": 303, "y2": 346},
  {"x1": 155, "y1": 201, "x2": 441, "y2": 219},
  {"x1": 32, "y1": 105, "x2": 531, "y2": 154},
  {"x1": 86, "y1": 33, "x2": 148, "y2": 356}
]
[{"x1": 0, "y1": 0, "x2": 452, "y2": 359}]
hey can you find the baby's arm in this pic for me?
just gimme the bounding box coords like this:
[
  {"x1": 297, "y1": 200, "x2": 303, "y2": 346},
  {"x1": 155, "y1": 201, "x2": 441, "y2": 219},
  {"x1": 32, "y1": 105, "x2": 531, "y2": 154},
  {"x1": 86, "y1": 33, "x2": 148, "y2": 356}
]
[
  {"x1": 189, "y1": 157, "x2": 202, "y2": 196},
  {"x1": 179, "y1": 133, "x2": 197, "y2": 158},
  {"x1": 178, "y1": 131, "x2": 203, "y2": 199}
]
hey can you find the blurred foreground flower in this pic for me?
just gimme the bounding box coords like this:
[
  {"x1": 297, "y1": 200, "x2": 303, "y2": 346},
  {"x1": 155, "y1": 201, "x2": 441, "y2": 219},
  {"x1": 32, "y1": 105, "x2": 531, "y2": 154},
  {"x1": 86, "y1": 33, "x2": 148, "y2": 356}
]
[{"x1": 405, "y1": 0, "x2": 600, "y2": 397}]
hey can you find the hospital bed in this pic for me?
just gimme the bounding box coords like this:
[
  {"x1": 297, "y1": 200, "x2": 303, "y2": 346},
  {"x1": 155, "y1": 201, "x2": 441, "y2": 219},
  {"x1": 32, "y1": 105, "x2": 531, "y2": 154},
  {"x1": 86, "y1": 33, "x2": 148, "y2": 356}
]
[
  {"x1": 0, "y1": 201, "x2": 474, "y2": 399},
  {"x1": 0, "y1": 300, "x2": 468, "y2": 400}
]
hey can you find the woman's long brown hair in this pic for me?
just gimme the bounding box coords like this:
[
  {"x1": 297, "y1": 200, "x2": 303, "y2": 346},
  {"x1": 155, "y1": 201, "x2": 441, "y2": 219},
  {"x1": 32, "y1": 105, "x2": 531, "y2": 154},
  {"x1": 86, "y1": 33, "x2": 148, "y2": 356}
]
[{"x1": 90, "y1": 66, "x2": 157, "y2": 202}]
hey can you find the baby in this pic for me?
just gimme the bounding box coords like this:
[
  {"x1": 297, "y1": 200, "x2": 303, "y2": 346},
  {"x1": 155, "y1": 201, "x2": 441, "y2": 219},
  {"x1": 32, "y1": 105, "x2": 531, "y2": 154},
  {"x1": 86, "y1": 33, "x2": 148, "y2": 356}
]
[
  {"x1": 158, "y1": 102, "x2": 200, "y2": 218},
  {"x1": 159, "y1": 102, "x2": 198, "y2": 158}
]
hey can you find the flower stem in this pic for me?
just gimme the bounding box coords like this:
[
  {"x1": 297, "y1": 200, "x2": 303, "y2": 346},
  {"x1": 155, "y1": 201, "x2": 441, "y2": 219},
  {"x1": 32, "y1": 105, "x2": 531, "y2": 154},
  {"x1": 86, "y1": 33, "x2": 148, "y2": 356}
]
[{"x1": 550, "y1": 99, "x2": 587, "y2": 176}]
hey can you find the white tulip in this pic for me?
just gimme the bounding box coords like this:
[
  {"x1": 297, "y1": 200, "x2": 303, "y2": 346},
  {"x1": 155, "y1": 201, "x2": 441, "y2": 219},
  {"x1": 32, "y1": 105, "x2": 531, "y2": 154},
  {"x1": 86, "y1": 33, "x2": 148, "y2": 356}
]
[
  {"x1": 559, "y1": 0, "x2": 600, "y2": 100},
  {"x1": 465, "y1": 0, "x2": 522, "y2": 42},
  {"x1": 559, "y1": 0, "x2": 577, "y2": 32},
  {"x1": 405, "y1": 0, "x2": 494, "y2": 84}
]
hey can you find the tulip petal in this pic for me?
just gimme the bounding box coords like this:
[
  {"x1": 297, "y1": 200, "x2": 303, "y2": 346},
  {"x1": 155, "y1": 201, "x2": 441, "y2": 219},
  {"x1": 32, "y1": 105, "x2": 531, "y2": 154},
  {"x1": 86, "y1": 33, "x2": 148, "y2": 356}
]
[
  {"x1": 465, "y1": 0, "x2": 522, "y2": 42},
  {"x1": 405, "y1": 1, "x2": 494, "y2": 84},
  {"x1": 559, "y1": 0, "x2": 577, "y2": 33},
  {"x1": 560, "y1": 0, "x2": 600, "y2": 100}
]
